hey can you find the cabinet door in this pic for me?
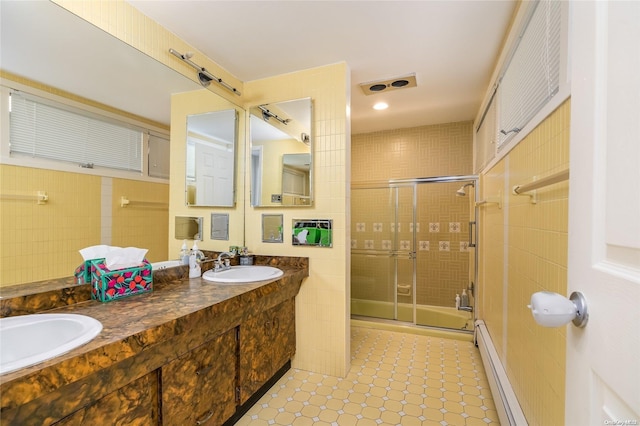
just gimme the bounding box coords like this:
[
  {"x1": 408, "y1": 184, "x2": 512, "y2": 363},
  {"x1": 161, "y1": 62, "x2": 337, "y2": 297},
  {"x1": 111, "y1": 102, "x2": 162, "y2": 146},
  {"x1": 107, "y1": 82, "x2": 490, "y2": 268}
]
[
  {"x1": 239, "y1": 298, "x2": 296, "y2": 404},
  {"x1": 269, "y1": 298, "x2": 296, "y2": 370},
  {"x1": 53, "y1": 371, "x2": 159, "y2": 426},
  {"x1": 162, "y1": 328, "x2": 237, "y2": 426}
]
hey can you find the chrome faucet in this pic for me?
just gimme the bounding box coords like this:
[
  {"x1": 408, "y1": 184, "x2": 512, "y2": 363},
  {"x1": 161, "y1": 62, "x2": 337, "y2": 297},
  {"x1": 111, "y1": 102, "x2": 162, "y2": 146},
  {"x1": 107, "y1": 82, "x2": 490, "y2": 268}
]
[{"x1": 214, "y1": 251, "x2": 235, "y2": 272}]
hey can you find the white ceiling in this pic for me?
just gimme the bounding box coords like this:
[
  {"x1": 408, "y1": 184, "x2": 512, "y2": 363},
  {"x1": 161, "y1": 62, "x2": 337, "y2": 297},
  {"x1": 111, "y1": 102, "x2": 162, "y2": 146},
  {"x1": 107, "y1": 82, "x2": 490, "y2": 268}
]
[{"x1": 128, "y1": 0, "x2": 517, "y2": 134}]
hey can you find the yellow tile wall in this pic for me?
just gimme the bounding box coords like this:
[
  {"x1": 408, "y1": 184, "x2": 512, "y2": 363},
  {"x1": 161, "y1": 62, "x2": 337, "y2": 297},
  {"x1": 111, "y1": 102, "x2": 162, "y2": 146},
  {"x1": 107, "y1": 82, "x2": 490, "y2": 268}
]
[
  {"x1": 478, "y1": 163, "x2": 506, "y2": 357},
  {"x1": 243, "y1": 63, "x2": 351, "y2": 377},
  {"x1": 0, "y1": 165, "x2": 101, "y2": 286},
  {"x1": 111, "y1": 178, "x2": 169, "y2": 262},
  {"x1": 352, "y1": 121, "x2": 473, "y2": 181},
  {"x1": 479, "y1": 99, "x2": 570, "y2": 426},
  {"x1": 0, "y1": 165, "x2": 170, "y2": 287}
]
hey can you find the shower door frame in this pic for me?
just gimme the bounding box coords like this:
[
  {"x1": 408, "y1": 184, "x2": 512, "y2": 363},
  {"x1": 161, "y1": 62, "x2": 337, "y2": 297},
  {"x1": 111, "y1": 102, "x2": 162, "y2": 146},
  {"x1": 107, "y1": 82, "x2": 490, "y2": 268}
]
[
  {"x1": 400, "y1": 175, "x2": 479, "y2": 328},
  {"x1": 352, "y1": 174, "x2": 479, "y2": 330}
]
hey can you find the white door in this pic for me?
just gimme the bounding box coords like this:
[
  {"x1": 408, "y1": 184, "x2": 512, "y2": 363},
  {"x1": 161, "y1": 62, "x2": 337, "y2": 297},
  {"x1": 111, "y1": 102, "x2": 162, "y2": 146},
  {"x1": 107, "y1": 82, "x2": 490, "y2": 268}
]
[
  {"x1": 195, "y1": 143, "x2": 234, "y2": 206},
  {"x1": 567, "y1": 2, "x2": 640, "y2": 424}
]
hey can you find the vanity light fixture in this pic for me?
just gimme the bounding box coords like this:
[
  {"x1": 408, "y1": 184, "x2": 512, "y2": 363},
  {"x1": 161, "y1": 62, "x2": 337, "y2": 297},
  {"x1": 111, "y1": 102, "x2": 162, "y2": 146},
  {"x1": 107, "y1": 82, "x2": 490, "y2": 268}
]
[
  {"x1": 373, "y1": 102, "x2": 389, "y2": 110},
  {"x1": 258, "y1": 105, "x2": 291, "y2": 125},
  {"x1": 169, "y1": 48, "x2": 241, "y2": 96}
]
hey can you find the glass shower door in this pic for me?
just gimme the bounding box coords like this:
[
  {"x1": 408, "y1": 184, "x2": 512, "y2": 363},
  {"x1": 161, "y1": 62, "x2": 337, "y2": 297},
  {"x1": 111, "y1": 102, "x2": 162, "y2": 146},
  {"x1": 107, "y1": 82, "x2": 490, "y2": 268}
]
[
  {"x1": 351, "y1": 186, "x2": 415, "y2": 322},
  {"x1": 414, "y1": 180, "x2": 475, "y2": 329}
]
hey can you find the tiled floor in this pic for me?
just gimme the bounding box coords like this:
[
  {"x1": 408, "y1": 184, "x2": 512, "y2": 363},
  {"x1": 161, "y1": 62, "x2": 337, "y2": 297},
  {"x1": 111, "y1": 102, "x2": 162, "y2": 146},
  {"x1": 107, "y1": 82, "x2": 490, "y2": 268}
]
[{"x1": 237, "y1": 325, "x2": 499, "y2": 426}]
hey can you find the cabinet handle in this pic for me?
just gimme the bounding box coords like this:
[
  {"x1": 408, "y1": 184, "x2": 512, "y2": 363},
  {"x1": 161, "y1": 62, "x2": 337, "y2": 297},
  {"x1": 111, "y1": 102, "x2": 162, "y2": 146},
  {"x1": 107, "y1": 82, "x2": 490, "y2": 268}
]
[
  {"x1": 195, "y1": 365, "x2": 213, "y2": 376},
  {"x1": 195, "y1": 410, "x2": 214, "y2": 425}
]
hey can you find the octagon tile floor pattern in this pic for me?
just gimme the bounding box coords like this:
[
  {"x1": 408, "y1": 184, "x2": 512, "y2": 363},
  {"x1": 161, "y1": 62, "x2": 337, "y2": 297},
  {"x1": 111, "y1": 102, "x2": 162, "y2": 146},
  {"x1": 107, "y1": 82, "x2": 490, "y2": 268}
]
[{"x1": 237, "y1": 326, "x2": 499, "y2": 425}]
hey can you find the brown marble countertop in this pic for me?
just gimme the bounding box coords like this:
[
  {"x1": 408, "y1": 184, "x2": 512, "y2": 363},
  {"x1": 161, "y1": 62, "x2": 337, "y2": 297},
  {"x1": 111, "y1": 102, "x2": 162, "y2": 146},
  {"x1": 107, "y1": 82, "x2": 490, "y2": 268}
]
[{"x1": 0, "y1": 256, "x2": 308, "y2": 415}]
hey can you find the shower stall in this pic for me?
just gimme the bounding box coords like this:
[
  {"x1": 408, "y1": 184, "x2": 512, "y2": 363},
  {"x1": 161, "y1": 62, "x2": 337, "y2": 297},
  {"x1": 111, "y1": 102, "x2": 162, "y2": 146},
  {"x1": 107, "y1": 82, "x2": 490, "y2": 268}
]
[{"x1": 350, "y1": 176, "x2": 478, "y2": 333}]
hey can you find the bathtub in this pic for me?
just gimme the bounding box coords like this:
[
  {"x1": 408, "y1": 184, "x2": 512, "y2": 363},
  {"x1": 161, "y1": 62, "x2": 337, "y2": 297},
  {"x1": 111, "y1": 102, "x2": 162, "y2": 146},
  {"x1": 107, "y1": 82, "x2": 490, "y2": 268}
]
[{"x1": 351, "y1": 299, "x2": 473, "y2": 340}]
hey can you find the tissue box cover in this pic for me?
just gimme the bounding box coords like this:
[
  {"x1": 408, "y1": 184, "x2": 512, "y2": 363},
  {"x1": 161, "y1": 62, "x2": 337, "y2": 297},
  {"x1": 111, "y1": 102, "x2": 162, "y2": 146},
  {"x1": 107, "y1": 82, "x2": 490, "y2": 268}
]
[
  {"x1": 74, "y1": 261, "x2": 93, "y2": 285},
  {"x1": 89, "y1": 259, "x2": 152, "y2": 302}
]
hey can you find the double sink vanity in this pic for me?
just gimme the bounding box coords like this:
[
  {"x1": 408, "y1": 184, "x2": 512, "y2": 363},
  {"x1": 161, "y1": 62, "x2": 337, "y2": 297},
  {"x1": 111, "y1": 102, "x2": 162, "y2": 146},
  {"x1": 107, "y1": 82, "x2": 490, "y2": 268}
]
[{"x1": 0, "y1": 255, "x2": 308, "y2": 425}]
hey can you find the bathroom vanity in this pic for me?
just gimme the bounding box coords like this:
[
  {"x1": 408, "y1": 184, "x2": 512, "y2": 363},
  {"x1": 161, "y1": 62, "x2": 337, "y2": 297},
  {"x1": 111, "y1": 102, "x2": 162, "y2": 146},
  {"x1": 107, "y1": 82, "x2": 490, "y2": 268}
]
[{"x1": 0, "y1": 256, "x2": 308, "y2": 426}]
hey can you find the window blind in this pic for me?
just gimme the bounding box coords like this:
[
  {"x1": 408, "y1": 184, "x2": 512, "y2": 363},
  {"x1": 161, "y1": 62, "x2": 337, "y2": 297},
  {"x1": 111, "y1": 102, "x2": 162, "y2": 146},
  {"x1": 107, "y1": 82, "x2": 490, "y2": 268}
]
[
  {"x1": 10, "y1": 91, "x2": 142, "y2": 172},
  {"x1": 497, "y1": 0, "x2": 561, "y2": 149}
]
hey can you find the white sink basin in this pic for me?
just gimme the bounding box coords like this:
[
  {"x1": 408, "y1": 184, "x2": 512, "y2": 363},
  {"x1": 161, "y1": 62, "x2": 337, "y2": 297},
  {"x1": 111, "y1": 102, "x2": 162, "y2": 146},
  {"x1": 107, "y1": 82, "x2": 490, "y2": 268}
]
[
  {"x1": 151, "y1": 260, "x2": 183, "y2": 270},
  {"x1": 202, "y1": 266, "x2": 283, "y2": 283},
  {"x1": 0, "y1": 313, "x2": 102, "y2": 375}
]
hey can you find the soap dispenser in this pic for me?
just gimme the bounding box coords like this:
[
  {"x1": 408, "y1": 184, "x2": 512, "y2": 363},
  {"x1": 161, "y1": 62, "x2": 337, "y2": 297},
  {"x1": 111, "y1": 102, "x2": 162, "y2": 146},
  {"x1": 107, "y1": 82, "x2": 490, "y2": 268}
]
[
  {"x1": 189, "y1": 242, "x2": 205, "y2": 278},
  {"x1": 455, "y1": 294, "x2": 461, "y2": 309},
  {"x1": 461, "y1": 289, "x2": 469, "y2": 308},
  {"x1": 180, "y1": 240, "x2": 190, "y2": 265}
]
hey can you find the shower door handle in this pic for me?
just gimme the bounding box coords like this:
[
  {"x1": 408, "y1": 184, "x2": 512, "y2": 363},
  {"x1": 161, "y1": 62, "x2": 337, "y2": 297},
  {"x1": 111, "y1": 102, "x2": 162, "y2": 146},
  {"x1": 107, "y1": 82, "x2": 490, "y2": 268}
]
[{"x1": 468, "y1": 221, "x2": 476, "y2": 248}]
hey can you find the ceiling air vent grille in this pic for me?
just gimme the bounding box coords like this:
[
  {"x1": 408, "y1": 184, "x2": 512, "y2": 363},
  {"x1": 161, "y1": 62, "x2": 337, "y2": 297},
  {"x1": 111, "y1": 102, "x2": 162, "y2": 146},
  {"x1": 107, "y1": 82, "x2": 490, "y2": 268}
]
[{"x1": 359, "y1": 74, "x2": 417, "y2": 95}]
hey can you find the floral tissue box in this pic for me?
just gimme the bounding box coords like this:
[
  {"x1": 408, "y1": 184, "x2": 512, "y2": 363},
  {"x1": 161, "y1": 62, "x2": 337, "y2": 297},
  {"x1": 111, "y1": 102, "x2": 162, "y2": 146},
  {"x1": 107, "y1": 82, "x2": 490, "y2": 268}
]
[{"x1": 83, "y1": 259, "x2": 153, "y2": 302}]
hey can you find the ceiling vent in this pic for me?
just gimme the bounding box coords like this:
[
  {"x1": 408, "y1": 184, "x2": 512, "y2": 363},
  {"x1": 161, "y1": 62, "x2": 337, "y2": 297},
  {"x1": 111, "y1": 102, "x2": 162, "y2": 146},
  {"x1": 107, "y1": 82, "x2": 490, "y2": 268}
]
[{"x1": 359, "y1": 73, "x2": 417, "y2": 95}]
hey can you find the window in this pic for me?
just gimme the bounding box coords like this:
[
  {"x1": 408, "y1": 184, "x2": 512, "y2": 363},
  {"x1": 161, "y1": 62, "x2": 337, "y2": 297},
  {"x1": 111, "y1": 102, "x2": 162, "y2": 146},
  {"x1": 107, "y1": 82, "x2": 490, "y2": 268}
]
[
  {"x1": 6, "y1": 89, "x2": 169, "y2": 180},
  {"x1": 496, "y1": 0, "x2": 562, "y2": 149}
]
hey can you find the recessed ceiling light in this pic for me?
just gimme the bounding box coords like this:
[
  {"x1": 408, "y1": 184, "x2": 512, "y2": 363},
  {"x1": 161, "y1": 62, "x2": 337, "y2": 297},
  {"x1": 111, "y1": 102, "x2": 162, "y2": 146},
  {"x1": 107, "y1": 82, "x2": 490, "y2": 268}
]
[{"x1": 373, "y1": 102, "x2": 389, "y2": 110}]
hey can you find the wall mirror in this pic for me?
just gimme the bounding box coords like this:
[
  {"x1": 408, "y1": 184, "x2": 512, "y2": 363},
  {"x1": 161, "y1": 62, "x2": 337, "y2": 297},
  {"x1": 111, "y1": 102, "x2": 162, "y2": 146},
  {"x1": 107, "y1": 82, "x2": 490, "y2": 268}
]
[
  {"x1": 262, "y1": 214, "x2": 284, "y2": 243},
  {"x1": 185, "y1": 109, "x2": 237, "y2": 206},
  {"x1": 175, "y1": 216, "x2": 203, "y2": 240},
  {"x1": 0, "y1": 1, "x2": 245, "y2": 288},
  {"x1": 250, "y1": 97, "x2": 313, "y2": 207}
]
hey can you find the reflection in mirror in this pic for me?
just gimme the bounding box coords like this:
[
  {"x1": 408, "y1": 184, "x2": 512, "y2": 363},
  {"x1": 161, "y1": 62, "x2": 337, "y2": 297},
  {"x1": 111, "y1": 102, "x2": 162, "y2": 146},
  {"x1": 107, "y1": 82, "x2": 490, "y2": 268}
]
[
  {"x1": 175, "y1": 216, "x2": 203, "y2": 241},
  {"x1": 186, "y1": 109, "x2": 237, "y2": 206},
  {"x1": 0, "y1": 1, "x2": 217, "y2": 289},
  {"x1": 262, "y1": 214, "x2": 284, "y2": 243},
  {"x1": 250, "y1": 98, "x2": 312, "y2": 207},
  {"x1": 211, "y1": 213, "x2": 230, "y2": 241},
  {"x1": 282, "y1": 153, "x2": 312, "y2": 206}
]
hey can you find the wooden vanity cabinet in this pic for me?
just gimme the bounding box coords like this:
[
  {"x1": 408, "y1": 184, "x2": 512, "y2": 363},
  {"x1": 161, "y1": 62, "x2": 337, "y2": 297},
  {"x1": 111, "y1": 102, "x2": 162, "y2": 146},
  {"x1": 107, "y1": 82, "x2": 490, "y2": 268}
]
[
  {"x1": 2, "y1": 272, "x2": 305, "y2": 426},
  {"x1": 161, "y1": 328, "x2": 237, "y2": 426},
  {"x1": 238, "y1": 298, "x2": 296, "y2": 404}
]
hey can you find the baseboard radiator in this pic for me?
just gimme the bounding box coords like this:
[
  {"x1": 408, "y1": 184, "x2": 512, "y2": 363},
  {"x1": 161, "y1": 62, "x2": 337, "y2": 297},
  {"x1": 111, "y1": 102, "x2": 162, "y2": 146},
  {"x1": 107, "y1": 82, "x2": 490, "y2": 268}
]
[{"x1": 475, "y1": 320, "x2": 528, "y2": 425}]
